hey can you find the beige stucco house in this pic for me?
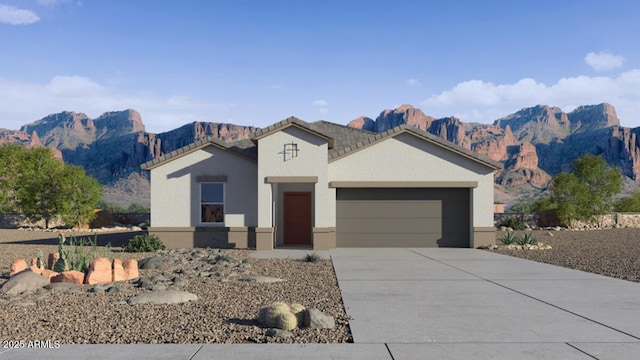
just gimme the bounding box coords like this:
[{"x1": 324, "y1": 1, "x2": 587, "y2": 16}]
[{"x1": 141, "y1": 117, "x2": 502, "y2": 250}]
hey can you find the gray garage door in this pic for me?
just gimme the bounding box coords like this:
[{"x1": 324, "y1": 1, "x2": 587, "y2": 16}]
[{"x1": 336, "y1": 188, "x2": 470, "y2": 247}]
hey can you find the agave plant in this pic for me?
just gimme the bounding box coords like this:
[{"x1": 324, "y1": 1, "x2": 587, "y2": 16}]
[
  {"x1": 517, "y1": 232, "x2": 537, "y2": 245},
  {"x1": 500, "y1": 231, "x2": 517, "y2": 245}
]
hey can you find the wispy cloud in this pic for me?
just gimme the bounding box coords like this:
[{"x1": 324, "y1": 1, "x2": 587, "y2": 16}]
[
  {"x1": 0, "y1": 75, "x2": 235, "y2": 132},
  {"x1": 421, "y1": 69, "x2": 640, "y2": 126},
  {"x1": 406, "y1": 78, "x2": 422, "y2": 87},
  {"x1": 585, "y1": 51, "x2": 625, "y2": 72},
  {"x1": 37, "y1": 0, "x2": 72, "y2": 6},
  {"x1": 0, "y1": 4, "x2": 39, "y2": 25},
  {"x1": 312, "y1": 99, "x2": 329, "y2": 114}
]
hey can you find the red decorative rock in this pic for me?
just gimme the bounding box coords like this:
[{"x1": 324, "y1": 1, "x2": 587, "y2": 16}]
[
  {"x1": 112, "y1": 259, "x2": 126, "y2": 282},
  {"x1": 10, "y1": 259, "x2": 28, "y2": 276},
  {"x1": 85, "y1": 257, "x2": 112, "y2": 285},
  {"x1": 40, "y1": 269, "x2": 59, "y2": 282},
  {"x1": 123, "y1": 259, "x2": 139, "y2": 280},
  {"x1": 47, "y1": 253, "x2": 60, "y2": 270},
  {"x1": 51, "y1": 270, "x2": 85, "y2": 285},
  {"x1": 30, "y1": 258, "x2": 45, "y2": 275}
]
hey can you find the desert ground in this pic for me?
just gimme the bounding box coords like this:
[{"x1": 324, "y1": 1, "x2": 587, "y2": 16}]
[
  {"x1": 2, "y1": 227, "x2": 640, "y2": 344},
  {"x1": 0, "y1": 229, "x2": 351, "y2": 344},
  {"x1": 491, "y1": 228, "x2": 640, "y2": 282}
]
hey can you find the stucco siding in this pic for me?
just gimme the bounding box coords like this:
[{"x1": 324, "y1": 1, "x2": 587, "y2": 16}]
[
  {"x1": 257, "y1": 126, "x2": 332, "y2": 227},
  {"x1": 328, "y1": 133, "x2": 495, "y2": 228},
  {"x1": 150, "y1": 145, "x2": 257, "y2": 228}
]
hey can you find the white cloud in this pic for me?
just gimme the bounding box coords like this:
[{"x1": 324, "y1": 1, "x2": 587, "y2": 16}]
[
  {"x1": 585, "y1": 51, "x2": 625, "y2": 71},
  {"x1": 406, "y1": 78, "x2": 422, "y2": 87},
  {"x1": 37, "y1": 0, "x2": 71, "y2": 6},
  {"x1": 0, "y1": 4, "x2": 39, "y2": 25},
  {"x1": 312, "y1": 99, "x2": 328, "y2": 107},
  {"x1": 421, "y1": 69, "x2": 640, "y2": 127},
  {"x1": 0, "y1": 76, "x2": 234, "y2": 133}
]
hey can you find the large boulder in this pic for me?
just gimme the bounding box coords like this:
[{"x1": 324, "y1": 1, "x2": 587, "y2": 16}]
[
  {"x1": 10, "y1": 259, "x2": 28, "y2": 276},
  {"x1": 1, "y1": 270, "x2": 48, "y2": 295},
  {"x1": 138, "y1": 256, "x2": 163, "y2": 270},
  {"x1": 50, "y1": 270, "x2": 85, "y2": 285},
  {"x1": 304, "y1": 308, "x2": 335, "y2": 329},
  {"x1": 123, "y1": 259, "x2": 139, "y2": 280},
  {"x1": 112, "y1": 259, "x2": 126, "y2": 282},
  {"x1": 85, "y1": 257, "x2": 112, "y2": 285}
]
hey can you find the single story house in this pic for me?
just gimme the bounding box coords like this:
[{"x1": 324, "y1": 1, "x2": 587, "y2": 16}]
[{"x1": 141, "y1": 117, "x2": 502, "y2": 250}]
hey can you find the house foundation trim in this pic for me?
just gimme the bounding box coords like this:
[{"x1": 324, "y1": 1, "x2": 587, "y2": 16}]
[
  {"x1": 472, "y1": 227, "x2": 496, "y2": 248},
  {"x1": 329, "y1": 181, "x2": 478, "y2": 188},
  {"x1": 255, "y1": 227, "x2": 275, "y2": 250},
  {"x1": 312, "y1": 227, "x2": 336, "y2": 250}
]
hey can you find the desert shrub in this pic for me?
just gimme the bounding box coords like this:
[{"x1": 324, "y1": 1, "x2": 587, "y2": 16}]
[
  {"x1": 614, "y1": 190, "x2": 640, "y2": 212},
  {"x1": 500, "y1": 232, "x2": 517, "y2": 245},
  {"x1": 304, "y1": 252, "x2": 321, "y2": 263},
  {"x1": 124, "y1": 234, "x2": 165, "y2": 252},
  {"x1": 516, "y1": 232, "x2": 537, "y2": 245},
  {"x1": 498, "y1": 217, "x2": 526, "y2": 230}
]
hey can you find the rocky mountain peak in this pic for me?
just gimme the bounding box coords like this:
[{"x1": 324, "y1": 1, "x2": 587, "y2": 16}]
[
  {"x1": 349, "y1": 104, "x2": 435, "y2": 133},
  {"x1": 94, "y1": 109, "x2": 145, "y2": 138},
  {"x1": 568, "y1": 103, "x2": 620, "y2": 131},
  {"x1": 347, "y1": 116, "x2": 376, "y2": 132}
]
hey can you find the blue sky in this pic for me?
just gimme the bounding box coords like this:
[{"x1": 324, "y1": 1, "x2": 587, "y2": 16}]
[{"x1": 1, "y1": 0, "x2": 639, "y2": 133}]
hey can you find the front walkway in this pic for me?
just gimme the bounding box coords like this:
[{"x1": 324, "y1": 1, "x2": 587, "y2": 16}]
[{"x1": 2, "y1": 248, "x2": 640, "y2": 359}]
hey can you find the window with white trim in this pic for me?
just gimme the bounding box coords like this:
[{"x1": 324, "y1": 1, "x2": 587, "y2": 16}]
[{"x1": 201, "y1": 183, "x2": 224, "y2": 223}]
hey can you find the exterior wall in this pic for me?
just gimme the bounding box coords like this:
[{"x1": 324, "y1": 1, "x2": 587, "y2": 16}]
[
  {"x1": 328, "y1": 133, "x2": 496, "y2": 231},
  {"x1": 257, "y1": 127, "x2": 331, "y2": 229},
  {"x1": 150, "y1": 145, "x2": 257, "y2": 228}
]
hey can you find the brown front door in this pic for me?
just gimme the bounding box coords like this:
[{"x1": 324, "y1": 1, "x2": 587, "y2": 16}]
[{"x1": 283, "y1": 192, "x2": 312, "y2": 246}]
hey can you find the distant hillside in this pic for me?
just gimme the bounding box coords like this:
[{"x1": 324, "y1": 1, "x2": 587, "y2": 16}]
[{"x1": 1, "y1": 103, "x2": 638, "y2": 207}]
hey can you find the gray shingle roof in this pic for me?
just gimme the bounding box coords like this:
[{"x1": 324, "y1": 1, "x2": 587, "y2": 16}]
[{"x1": 141, "y1": 117, "x2": 502, "y2": 171}]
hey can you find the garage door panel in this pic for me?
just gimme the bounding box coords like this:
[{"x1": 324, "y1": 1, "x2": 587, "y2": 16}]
[
  {"x1": 336, "y1": 218, "x2": 442, "y2": 234},
  {"x1": 336, "y1": 188, "x2": 470, "y2": 248},
  {"x1": 336, "y1": 233, "x2": 443, "y2": 248},
  {"x1": 336, "y1": 201, "x2": 441, "y2": 218}
]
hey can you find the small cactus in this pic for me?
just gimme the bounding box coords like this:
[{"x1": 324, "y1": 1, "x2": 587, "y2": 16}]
[
  {"x1": 290, "y1": 303, "x2": 306, "y2": 325},
  {"x1": 257, "y1": 302, "x2": 306, "y2": 330},
  {"x1": 275, "y1": 312, "x2": 297, "y2": 331},
  {"x1": 257, "y1": 302, "x2": 290, "y2": 327}
]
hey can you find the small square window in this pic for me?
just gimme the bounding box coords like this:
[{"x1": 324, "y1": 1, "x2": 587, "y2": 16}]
[{"x1": 201, "y1": 183, "x2": 224, "y2": 223}]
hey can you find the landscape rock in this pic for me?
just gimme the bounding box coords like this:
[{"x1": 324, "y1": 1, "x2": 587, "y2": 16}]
[
  {"x1": 127, "y1": 290, "x2": 198, "y2": 305},
  {"x1": 40, "y1": 269, "x2": 59, "y2": 281},
  {"x1": 30, "y1": 258, "x2": 45, "y2": 274},
  {"x1": 47, "y1": 252, "x2": 60, "y2": 270},
  {"x1": 10, "y1": 259, "x2": 28, "y2": 276},
  {"x1": 112, "y1": 259, "x2": 126, "y2": 282},
  {"x1": 45, "y1": 282, "x2": 83, "y2": 294},
  {"x1": 1, "y1": 270, "x2": 48, "y2": 295},
  {"x1": 138, "y1": 256, "x2": 163, "y2": 270},
  {"x1": 51, "y1": 270, "x2": 85, "y2": 285},
  {"x1": 123, "y1": 258, "x2": 139, "y2": 280},
  {"x1": 304, "y1": 308, "x2": 335, "y2": 329},
  {"x1": 85, "y1": 257, "x2": 112, "y2": 285}
]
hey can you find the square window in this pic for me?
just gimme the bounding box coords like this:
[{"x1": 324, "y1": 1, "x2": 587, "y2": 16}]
[{"x1": 201, "y1": 183, "x2": 224, "y2": 223}]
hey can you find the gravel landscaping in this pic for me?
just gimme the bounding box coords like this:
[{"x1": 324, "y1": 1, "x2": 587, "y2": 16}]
[
  {"x1": 490, "y1": 228, "x2": 640, "y2": 282},
  {"x1": 0, "y1": 230, "x2": 351, "y2": 344}
]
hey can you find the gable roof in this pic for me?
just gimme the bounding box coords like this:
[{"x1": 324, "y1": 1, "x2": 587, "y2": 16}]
[
  {"x1": 140, "y1": 135, "x2": 256, "y2": 170},
  {"x1": 141, "y1": 117, "x2": 502, "y2": 171},
  {"x1": 328, "y1": 124, "x2": 503, "y2": 170},
  {"x1": 250, "y1": 116, "x2": 335, "y2": 148}
]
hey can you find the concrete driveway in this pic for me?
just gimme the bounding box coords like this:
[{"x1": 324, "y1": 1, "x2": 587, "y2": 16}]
[{"x1": 331, "y1": 248, "x2": 640, "y2": 359}]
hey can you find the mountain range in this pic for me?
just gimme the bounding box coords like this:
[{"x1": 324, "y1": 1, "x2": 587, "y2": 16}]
[{"x1": 1, "y1": 103, "x2": 638, "y2": 206}]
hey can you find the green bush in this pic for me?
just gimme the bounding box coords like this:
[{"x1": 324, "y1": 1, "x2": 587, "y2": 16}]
[
  {"x1": 124, "y1": 234, "x2": 166, "y2": 252},
  {"x1": 498, "y1": 217, "x2": 526, "y2": 230}
]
